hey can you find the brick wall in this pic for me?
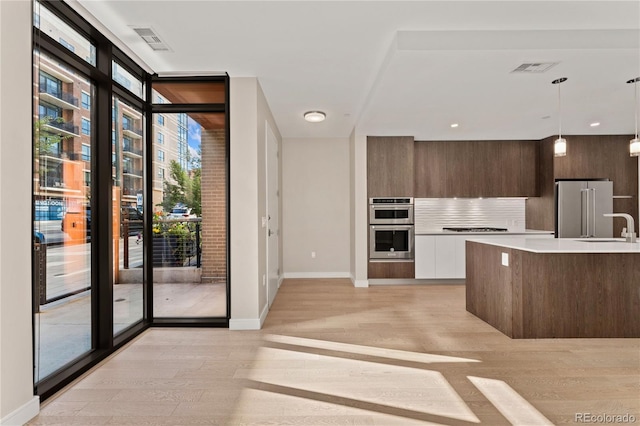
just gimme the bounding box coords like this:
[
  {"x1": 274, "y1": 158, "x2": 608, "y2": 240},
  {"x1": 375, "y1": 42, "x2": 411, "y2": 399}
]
[{"x1": 200, "y1": 129, "x2": 227, "y2": 283}]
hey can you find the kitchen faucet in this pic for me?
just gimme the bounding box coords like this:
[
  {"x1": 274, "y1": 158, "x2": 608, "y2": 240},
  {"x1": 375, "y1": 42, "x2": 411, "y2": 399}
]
[{"x1": 603, "y1": 213, "x2": 636, "y2": 243}]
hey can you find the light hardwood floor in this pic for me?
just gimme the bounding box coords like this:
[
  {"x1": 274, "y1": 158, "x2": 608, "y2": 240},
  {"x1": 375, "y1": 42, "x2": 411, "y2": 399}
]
[{"x1": 29, "y1": 279, "x2": 639, "y2": 425}]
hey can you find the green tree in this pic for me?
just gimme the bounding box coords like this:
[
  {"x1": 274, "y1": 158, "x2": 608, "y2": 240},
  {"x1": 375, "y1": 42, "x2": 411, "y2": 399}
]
[
  {"x1": 190, "y1": 168, "x2": 201, "y2": 216},
  {"x1": 34, "y1": 116, "x2": 70, "y2": 157},
  {"x1": 160, "y1": 160, "x2": 191, "y2": 212},
  {"x1": 160, "y1": 160, "x2": 201, "y2": 216}
]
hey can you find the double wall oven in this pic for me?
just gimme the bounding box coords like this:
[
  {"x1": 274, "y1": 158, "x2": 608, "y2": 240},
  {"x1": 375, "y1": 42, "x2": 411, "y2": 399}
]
[{"x1": 369, "y1": 197, "x2": 415, "y2": 259}]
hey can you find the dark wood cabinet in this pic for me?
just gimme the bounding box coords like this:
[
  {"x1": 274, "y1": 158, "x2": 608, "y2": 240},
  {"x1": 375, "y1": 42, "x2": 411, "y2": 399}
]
[
  {"x1": 445, "y1": 141, "x2": 478, "y2": 197},
  {"x1": 414, "y1": 141, "x2": 447, "y2": 197},
  {"x1": 525, "y1": 134, "x2": 638, "y2": 236},
  {"x1": 367, "y1": 136, "x2": 414, "y2": 197},
  {"x1": 368, "y1": 261, "x2": 415, "y2": 279},
  {"x1": 414, "y1": 140, "x2": 538, "y2": 198}
]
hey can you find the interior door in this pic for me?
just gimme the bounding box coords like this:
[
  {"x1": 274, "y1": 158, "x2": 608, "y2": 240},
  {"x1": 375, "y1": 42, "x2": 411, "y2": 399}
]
[{"x1": 266, "y1": 122, "x2": 280, "y2": 308}]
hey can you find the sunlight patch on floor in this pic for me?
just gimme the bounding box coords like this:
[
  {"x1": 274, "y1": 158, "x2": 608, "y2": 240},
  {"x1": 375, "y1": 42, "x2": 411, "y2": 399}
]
[
  {"x1": 264, "y1": 334, "x2": 480, "y2": 364},
  {"x1": 230, "y1": 387, "x2": 448, "y2": 425},
  {"x1": 468, "y1": 376, "x2": 554, "y2": 426},
  {"x1": 243, "y1": 346, "x2": 480, "y2": 423}
]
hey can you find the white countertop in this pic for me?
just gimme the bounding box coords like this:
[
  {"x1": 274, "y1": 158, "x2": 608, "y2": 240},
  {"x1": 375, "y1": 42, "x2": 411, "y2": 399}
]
[
  {"x1": 416, "y1": 229, "x2": 553, "y2": 236},
  {"x1": 466, "y1": 236, "x2": 640, "y2": 253}
]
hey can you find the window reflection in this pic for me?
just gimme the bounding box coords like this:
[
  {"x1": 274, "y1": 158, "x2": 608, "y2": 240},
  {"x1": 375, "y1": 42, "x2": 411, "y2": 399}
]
[
  {"x1": 33, "y1": 49, "x2": 93, "y2": 381},
  {"x1": 112, "y1": 96, "x2": 144, "y2": 334}
]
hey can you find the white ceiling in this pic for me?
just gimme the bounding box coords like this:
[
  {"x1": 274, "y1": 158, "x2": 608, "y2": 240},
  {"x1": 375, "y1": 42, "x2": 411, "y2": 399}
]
[{"x1": 73, "y1": 0, "x2": 640, "y2": 141}]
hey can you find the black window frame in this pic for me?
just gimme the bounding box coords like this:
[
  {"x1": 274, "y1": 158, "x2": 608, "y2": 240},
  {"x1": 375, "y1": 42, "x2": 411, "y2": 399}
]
[{"x1": 33, "y1": 0, "x2": 231, "y2": 402}]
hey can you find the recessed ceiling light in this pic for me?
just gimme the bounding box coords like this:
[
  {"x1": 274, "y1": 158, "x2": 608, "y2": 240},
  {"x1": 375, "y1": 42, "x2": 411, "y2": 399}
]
[
  {"x1": 590, "y1": 122, "x2": 600, "y2": 127},
  {"x1": 304, "y1": 111, "x2": 326, "y2": 123},
  {"x1": 450, "y1": 123, "x2": 459, "y2": 128}
]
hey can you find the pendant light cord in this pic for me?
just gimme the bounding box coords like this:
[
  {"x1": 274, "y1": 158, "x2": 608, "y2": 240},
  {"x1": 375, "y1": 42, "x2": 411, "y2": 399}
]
[
  {"x1": 635, "y1": 80, "x2": 638, "y2": 139},
  {"x1": 558, "y1": 82, "x2": 562, "y2": 139}
]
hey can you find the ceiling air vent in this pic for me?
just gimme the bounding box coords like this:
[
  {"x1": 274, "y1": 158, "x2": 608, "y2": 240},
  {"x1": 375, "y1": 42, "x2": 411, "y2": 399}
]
[
  {"x1": 511, "y1": 62, "x2": 558, "y2": 73},
  {"x1": 132, "y1": 27, "x2": 171, "y2": 52}
]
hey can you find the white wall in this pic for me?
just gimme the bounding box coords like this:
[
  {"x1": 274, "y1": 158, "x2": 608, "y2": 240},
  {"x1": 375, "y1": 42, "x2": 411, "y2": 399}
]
[
  {"x1": 282, "y1": 137, "x2": 350, "y2": 277},
  {"x1": 229, "y1": 78, "x2": 260, "y2": 329},
  {"x1": 229, "y1": 77, "x2": 282, "y2": 329},
  {"x1": 349, "y1": 132, "x2": 369, "y2": 287},
  {"x1": 0, "y1": 1, "x2": 40, "y2": 424}
]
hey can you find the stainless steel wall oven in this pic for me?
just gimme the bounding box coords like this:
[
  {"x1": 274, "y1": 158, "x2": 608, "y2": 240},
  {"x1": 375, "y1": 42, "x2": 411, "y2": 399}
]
[
  {"x1": 369, "y1": 197, "x2": 414, "y2": 224},
  {"x1": 369, "y1": 225, "x2": 415, "y2": 259},
  {"x1": 369, "y1": 197, "x2": 415, "y2": 259}
]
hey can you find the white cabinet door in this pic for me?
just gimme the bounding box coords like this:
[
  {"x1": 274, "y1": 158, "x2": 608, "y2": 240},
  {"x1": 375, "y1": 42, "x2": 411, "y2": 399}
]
[
  {"x1": 436, "y1": 235, "x2": 468, "y2": 279},
  {"x1": 435, "y1": 236, "x2": 457, "y2": 278},
  {"x1": 415, "y1": 236, "x2": 436, "y2": 278},
  {"x1": 454, "y1": 236, "x2": 467, "y2": 278}
]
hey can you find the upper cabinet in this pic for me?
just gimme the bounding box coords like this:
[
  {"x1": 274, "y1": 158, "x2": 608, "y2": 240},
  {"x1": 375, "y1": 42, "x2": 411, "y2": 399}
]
[
  {"x1": 526, "y1": 134, "x2": 638, "y2": 235},
  {"x1": 414, "y1": 140, "x2": 539, "y2": 198},
  {"x1": 367, "y1": 136, "x2": 415, "y2": 197}
]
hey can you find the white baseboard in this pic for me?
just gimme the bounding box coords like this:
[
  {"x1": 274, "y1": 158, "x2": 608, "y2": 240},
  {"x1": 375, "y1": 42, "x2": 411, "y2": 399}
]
[
  {"x1": 229, "y1": 302, "x2": 270, "y2": 330},
  {"x1": 259, "y1": 303, "x2": 269, "y2": 328},
  {"x1": 1, "y1": 396, "x2": 39, "y2": 426},
  {"x1": 229, "y1": 318, "x2": 261, "y2": 330},
  {"x1": 353, "y1": 279, "x2": 369, "y2": 288},
  {"x1": 282, "y1": 272, "x2": 350, "y2": 279}
]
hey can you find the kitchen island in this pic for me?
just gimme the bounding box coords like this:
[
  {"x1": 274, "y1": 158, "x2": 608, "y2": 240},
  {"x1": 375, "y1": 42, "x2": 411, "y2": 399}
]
[{"x1": 465, "y1": 237, "x2": 640, "y2": 338}]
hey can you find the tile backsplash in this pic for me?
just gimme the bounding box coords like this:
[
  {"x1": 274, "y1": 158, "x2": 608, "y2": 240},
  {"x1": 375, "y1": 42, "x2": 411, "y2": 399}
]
[{"x1": 414, "y1": 198, "x2": 526, "y2": 233}]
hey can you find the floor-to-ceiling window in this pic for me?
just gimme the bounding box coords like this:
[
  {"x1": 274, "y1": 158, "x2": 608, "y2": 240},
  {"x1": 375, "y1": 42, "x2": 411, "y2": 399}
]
[
  {"x1": 32, "y1": 1, "x2": 230, "y2": 400},
  {"x1": 150, "y1": 80, "x2": 229, "y2": 322},
  {"x1": 32, "y1": 0, "x2": 149, "y2": 399},
  {"x1": 33, "y1": 48, "x2": 94, "y2": 382},
  {"x1": 112, "y1": 94, "x2": 145, "y2": 334},
  {"x1": 32, "y1": 2, "x2": 96, "y2": 385}
]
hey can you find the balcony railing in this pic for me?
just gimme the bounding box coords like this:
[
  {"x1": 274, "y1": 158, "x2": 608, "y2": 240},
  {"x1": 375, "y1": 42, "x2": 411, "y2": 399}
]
[
  {"x1": 42, "y1": 120, "x2": 80, "y2": 137},
  {"x1": 38, "y1": 150, "x2": 80, "y2": 161},
  {"x1": 121, "y1": 218, "x2": 202, "y2": 269},
  {"x1": 123, "y1": 167, "x2": 143, "y2": 177},
  {"x1": 123, "y1": 143, "x2": 143, "y2": 156},
  {"x1": 39, "y1": 176, "x2": 66, "y2": 189},
  {"x1": 122, "y1": 187, "x2": 142, "y2": 196},
  {"x1": 122, "y1": 126, "x2": 143, "y2": 138},
  {"x1": 39, "y1": 87, "x2": 79, "y2": 107}
]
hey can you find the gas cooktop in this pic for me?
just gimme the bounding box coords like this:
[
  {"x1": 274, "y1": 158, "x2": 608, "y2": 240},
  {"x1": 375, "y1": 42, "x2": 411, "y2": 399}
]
[{"x1": 443, "y1": 227, "x2": 509, "y2": 232}]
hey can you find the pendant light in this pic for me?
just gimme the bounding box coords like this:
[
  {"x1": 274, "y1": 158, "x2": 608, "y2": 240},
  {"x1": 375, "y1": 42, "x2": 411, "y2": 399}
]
[
  {"x1": 628, "y1": 77, "x2": 640, "y2": 157},
  {"x1": 552, "y1": 77, "x2": 568, "y2": 157}
]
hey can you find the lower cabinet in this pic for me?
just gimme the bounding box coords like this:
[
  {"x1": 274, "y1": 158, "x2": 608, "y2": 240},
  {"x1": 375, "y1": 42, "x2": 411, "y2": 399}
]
[
  {"x1": 416, "y1": 233, "x2": 554, "y2": 279},
  {"x1": 414, "y1": 236, "x2": 436, "y2": 278},
  {"x1": 368, "y1": 260, "x2": 415, "y2": 278},
  {"x1": 415, "y1": 235, "x2": 466, "y2": 279}
]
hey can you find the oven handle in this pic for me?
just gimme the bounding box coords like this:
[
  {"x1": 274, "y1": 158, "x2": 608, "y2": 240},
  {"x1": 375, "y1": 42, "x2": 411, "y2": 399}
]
[
  {"x1": 370, "y1": 204, "x2": 413, "y2": 210},
  {"x1": 370, "y1": 225, "x2": 414, "y2": 230}
]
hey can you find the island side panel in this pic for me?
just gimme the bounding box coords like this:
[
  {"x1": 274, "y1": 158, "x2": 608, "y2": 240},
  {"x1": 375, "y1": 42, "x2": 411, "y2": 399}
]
[
  {"x1": 465, "y1": 241, "x2": 515, "y2": 337},
  {"x1": 509, "y1": 249, "x2": 525, "y2": 339},
  {"x1": 520, "y1": 252, "x2": 640, "y2": 338}
]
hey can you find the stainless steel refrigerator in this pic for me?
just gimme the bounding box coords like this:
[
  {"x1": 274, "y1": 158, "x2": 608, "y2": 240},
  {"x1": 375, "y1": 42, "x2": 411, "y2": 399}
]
[{"x1": 555, "y1": 179, "x2": 613, "y2": 238}]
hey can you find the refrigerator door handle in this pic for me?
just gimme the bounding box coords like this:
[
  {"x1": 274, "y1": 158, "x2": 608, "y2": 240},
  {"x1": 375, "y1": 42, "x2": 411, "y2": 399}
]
[
  {"x1": 590, "y1": 188, "x2": 596, "y2": 236},
  {"x1": 580, "y1": 188, "x2": 589, "y2": 237}
]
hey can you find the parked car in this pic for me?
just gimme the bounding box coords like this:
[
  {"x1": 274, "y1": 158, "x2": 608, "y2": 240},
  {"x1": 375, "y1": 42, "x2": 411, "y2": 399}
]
[
  {"x1": 121, "y1": 206, "x2": 143, "y2": 236},
  {"x1": 167, "y1": 204, "x2": 196, "y2": 219}
]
